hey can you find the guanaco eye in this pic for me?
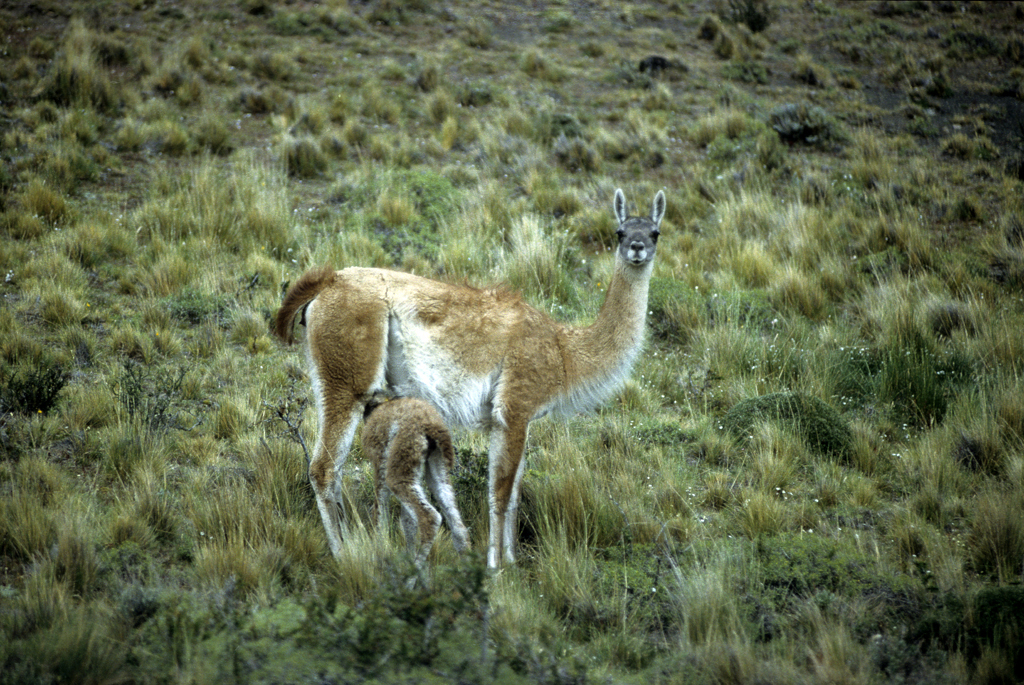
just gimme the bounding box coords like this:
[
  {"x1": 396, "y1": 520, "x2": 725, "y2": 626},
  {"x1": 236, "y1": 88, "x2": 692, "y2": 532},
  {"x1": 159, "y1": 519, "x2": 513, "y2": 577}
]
[{"x1": 651, "y1": 229, "x2": 660, "y2": 243}]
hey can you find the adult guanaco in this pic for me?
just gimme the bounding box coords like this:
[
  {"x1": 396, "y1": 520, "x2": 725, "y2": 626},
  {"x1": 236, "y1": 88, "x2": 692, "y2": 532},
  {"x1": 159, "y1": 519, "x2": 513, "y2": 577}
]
[{"x1": 274, "y1": 188, "x2": 665, "y2": 567}]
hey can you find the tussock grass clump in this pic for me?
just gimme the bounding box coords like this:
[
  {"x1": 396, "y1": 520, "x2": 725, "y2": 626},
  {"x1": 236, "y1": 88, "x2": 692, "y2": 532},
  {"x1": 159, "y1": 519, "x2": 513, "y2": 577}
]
[
  {"x1": 701, "y1": 470, "x2": 739, "y2": 509},
  {"x1": 462, "y1": 17, "x2": 493, "y2": 49},
  {"x1": 2, "y1": 211, "x2": 46, "y2": 240},
  {"x1": 2, "y1": 591, "x2": 128, "y2": 685},
  {"x1": 734, "y1": 491, "x2": 789, "y2": 539},
  {"x1": 60, "y1": 382, "x2": 116, "y2": 432},
  {"x1": 18, "y1": 179, "x2": 71, "y2": 226},
  {"x1": 940, "y1": 133, "x2": 974, "y2": 159},
  {"x1": 250, "y1": 51, "x2": 296, "y2": 81},
  {"x1": 238, "y1": 87, "x2": 286, "y2": 114},
  {"x1": 792, "y1": 53, "x2": 832, "y2": 88},
  {"x1": 927, "y1": 300, "x2": 978, "y2": 338},
  {"x1": 36, "y1": 19, "x2": 122, "y2": 113},
  {"x1": 149, "y1": 119, "x2": 192, "y2": 156},
  {"x1": 875, "y1": 326, "x2": 969, "y2": 427},
  {"x1": 670, "y1": 547, "x2": 754, "y2": 656},
  {"x1": 194, "y1": 114, "x2": 234, "y2": 156},
  {"x1": 689, "y1": 108, "x2": 756, "y2": 148},
  {"x1": 527, "y1": 464, "x2": 627, "y2": 551},
  {"x1": 50, "y1": 510, "x2": 104, "y2": 596},
  {"x1": 133, "y1": 157, "x2": 294, "y2": 255},
  {"x1": 769, "y1": 267, "x2": 827, "y2": 321},
  {"x1": 143, "y1": 251, "x2": 198, "y2": 299},
  {"x1": 426, "y1": 88, "x2": 456, "y2": 125},
  {"x1": 0, "y1": 488, "x2": 59, "y2": 562},
  {"x1": 968, "y1": 489, "x2": 1024, "y2": 583},
  {"x1": 361, "y1": 85, "x2": 402, "y2": 124},
  {"x1": 714, "y1": 29, "x2": 737, "y2": 60},
  {"x1": 103, "y1": 431, "x2": 173, "y2": 483},
  {"x1": 211, "y1": 397, "x2": 251, "y2": 440},
  {"x1": 283, "y1": 136, "x2": 328, "y2": 178},
  {"x1": 647, "y1": 277, "x2": 704, "y2": 345},
  {"x1": 520, "y1": 48, "x2": 564, "y2": 82},
  {"x1": 497, "y1": 214, "x2": 581, "y2": 309},
  {"x1": 698, "y1": 15, "x2": 724, "y2": 41},
  {"x1": 745, "y1": 422, "x2": 805, "y2": 494},
  {"x1": 62, "y1": 218, "x2": 136, "y2": 268},
  {"x1": 38, "y1": 283, "x2": 87, "y2": 328}
]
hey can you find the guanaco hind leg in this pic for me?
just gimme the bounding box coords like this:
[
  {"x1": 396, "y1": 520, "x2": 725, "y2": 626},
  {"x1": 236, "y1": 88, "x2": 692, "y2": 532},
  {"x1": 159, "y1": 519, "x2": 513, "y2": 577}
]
[
  {"x1": 389, "y1": 478, "x2": 443, "y2": 567},
  {"x1": 304, "y1": 291, "x2": 388, "y2": 559},
  {"x1": 425, "y1": 453, "x2": 469, "y2": 552},
  {"x1": 308, "y1": 386, "x2": 364, "y2": 558}
]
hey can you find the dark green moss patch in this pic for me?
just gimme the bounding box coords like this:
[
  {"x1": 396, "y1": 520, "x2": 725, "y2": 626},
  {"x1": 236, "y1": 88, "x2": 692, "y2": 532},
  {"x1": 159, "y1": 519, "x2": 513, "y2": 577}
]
[{"x1": 755, "y1": 533, "x2": 922, "y2": 630}]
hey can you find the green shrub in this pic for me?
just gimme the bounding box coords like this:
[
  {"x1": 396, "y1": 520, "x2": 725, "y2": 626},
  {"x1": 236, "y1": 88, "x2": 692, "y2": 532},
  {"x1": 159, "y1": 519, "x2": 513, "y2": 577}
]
[
  {"x1": 720, "y1": 391, "x2": 854, "y2": 460},
  {"x1": 721, "y1": 0, "x2": 775, "y2": 33},
  {"x1": 0, "y1": 360, "x2": 68, "y2": 415},
  {"x1": 553, "y1": 135, "x2": 601, "y2": 173},
  {"x1": 946, "y1": 30, "x2": 1002, "y2": 60},
  {"x1": 116, "y1": 361, "x2": 194, "y2": 433},
  {"x1": 722, "y1": 60, "x2": 768, "y2": 84},
  {"x1": 768, "y1": 103, "x2": 845, "y2": 146}
]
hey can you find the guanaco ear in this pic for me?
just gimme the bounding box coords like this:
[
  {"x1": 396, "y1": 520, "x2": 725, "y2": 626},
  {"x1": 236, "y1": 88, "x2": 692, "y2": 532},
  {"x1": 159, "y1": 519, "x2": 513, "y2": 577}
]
[
  {"x1": 614, "y1": 188, "x2": 628, "y2": 225},
  {"x1": 651, "y1": 190, "x2": 666, "y2": 227}
]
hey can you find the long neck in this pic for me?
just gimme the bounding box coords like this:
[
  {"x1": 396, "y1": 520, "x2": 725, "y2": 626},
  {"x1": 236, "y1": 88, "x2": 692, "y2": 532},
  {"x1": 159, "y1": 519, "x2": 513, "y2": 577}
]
[{"x1": 557, "y1": 257, "x2": 652, "y2": 408}]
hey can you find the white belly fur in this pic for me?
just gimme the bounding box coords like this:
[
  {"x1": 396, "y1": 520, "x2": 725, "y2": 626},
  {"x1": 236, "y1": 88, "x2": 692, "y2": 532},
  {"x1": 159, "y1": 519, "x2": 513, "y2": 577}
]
[{"x1": 384, "y1": 313, "x2": 498, "y2": 429}]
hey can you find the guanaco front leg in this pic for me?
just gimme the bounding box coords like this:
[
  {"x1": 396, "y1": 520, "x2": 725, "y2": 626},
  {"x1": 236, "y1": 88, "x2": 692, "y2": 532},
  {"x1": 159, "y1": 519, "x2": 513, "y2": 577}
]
[{"x1": 487, "y1": 420, "x2": 528, "y2": 567}]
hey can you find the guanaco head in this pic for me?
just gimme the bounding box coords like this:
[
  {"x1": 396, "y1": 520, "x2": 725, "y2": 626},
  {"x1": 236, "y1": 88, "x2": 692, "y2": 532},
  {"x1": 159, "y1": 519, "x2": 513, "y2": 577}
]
[{"x1": 613, "y1": 188, "x2": 665, "y2": 267}]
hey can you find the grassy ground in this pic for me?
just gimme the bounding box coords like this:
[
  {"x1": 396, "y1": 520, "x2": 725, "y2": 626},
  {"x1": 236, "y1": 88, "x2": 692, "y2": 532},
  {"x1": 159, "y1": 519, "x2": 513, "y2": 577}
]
[{"x1": 2, "y1": 0, "x2": 1024, "y2": 682}]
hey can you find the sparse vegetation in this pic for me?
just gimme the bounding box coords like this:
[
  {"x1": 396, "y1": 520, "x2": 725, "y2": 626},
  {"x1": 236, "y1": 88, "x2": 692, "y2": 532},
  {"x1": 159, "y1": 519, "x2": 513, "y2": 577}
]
[{"x1": 1, "y1": 1, "x2": 1023, "y2": 683}]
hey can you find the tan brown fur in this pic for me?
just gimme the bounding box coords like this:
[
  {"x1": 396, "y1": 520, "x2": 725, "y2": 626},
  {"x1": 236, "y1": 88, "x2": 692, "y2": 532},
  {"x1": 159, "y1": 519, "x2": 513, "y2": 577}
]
[
  {"x1": 361, "y1": 395, "x2": 469, "y2": 568},
  {"x1": 274, "y1": 189, "x2": 666, "y2": 566}
]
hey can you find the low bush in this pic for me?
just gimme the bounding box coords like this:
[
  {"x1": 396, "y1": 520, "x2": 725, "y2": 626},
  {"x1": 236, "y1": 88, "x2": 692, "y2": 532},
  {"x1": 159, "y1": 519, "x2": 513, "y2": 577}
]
[
  {"x1": 768, "y1": 103, "x2": 845, "y2": 146},
  {"x1": 721, "y1": 0, "x2": 776, "y2": 33},
  {"x1": 0, "y1": 360, "x2": 68, "y2": 415},
  {"x1": 720, "y1": 391, "x2": 854, "y2": 461}
]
